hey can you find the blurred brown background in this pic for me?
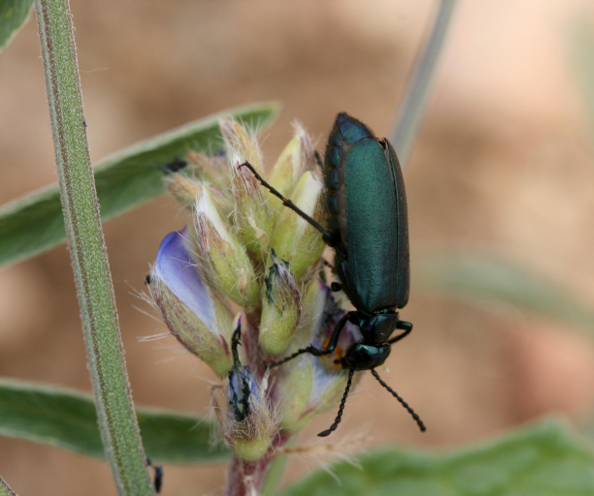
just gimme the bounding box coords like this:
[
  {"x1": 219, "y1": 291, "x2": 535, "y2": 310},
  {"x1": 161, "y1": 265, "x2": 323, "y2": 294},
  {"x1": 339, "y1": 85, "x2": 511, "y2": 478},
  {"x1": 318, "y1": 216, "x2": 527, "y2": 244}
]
[{"x1": 2, "y1": 1, "x2": 594, "y2": 494}]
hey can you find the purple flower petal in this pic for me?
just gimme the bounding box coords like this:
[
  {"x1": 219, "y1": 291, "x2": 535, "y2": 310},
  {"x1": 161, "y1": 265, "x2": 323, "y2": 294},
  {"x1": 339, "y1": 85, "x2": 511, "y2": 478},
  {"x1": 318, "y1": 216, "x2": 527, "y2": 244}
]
[{"x1": 154, "y1": 226, "x2": 215, "y2": 328}]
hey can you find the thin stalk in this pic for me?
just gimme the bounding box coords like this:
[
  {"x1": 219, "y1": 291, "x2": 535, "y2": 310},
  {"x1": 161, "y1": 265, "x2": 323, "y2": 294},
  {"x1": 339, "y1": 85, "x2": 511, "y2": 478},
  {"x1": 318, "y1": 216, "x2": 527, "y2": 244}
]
[
  {"x1": 0, "y1": 476, "x2": 16, "y2": 496},
  {"x1": 390, "y1": 0, "x2": 458, "y2": 166},
  {"x1": 260, "y1": 453, "x2": 288, "y2": 496},
  {"x1": 34, "y1": 1, "x2": 153, "y2": 494}
]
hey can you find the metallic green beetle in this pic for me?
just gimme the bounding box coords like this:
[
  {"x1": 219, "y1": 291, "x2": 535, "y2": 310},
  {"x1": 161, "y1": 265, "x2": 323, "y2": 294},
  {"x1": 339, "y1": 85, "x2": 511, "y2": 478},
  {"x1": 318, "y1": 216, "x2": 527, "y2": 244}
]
[{"x1": 242, "y1": 113, "x2": 425, "y2": 436}]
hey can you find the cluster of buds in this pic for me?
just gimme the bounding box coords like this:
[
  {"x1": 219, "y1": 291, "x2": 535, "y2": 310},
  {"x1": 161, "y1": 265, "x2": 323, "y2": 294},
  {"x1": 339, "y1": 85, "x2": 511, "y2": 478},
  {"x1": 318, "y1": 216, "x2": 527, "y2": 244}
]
[{"x1": 147, "y1": 120, "x2": 363, "y2": 486}]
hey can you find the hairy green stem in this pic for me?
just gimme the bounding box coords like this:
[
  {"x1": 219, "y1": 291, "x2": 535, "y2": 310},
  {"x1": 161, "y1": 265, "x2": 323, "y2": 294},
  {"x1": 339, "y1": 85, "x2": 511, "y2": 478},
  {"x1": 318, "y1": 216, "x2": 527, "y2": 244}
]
[
  {"x1": 390, "y1": 0, "x2": 457, "y2": 166},
  {"x1": 0, "y1": 476, "x2": 16, "y2": 496},
  {"x1": 34, "y1": 0, "x2": 153, "y2": 494}
]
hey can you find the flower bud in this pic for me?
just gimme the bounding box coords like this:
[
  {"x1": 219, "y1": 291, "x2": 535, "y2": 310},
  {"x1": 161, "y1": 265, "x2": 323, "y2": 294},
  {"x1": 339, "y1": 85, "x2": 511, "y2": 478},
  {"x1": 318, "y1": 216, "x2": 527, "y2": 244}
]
[
  {"x1": 220, "y1": 316, "x2": 275, "y2": 462},
  {"x1": 258, "y1": 250, "x2": 301, "y2": 356},
  {"x1": 275, "y1": 282, "x2": 362, "y2": 432},
  {"x1": 150, "y1": 226, "x2": 234, "y2": 377},
  {"x1": 166, "y1": 157, "x2": 233, "y2": 215},
  {"x1": 268, "y1": 171, "x2": 326, "y2": 280},
  {"x1": 291, "y1": 278, "x2": 331, "y2": 350},
  {"x1": 276, "y1": 356, "x2": 313, "y2": 431},
  {"x1": 220, "y1": 120, "x2": 275, "y2": 259},
  {"x1": 166, "y1": 175, "x2": 204, "y2": 210},
  {"x1": 194, "y1": 186, "x2": 260, "y2": 309},
  {"x1": 186, "y1": 151, "x2": 230, "y2": 189},
  {"x1": 220, "y1": 120, "x2": 265, "y2": 175},
  {"x1": 267, "y1": 123, "x2": 316, "y2": 199},
  {"x1": 301, "y1": 294, "x2": 363, "y2": 427}
]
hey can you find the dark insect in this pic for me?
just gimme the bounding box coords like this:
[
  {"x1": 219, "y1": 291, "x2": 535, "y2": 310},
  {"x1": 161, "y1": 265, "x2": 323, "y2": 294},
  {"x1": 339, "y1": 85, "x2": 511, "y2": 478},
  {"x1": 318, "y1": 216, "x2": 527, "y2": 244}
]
[
  {"x1": 162, "y1": 157, "x2": 188, "y2": 174},
  {"x1": 146, "y1": 458, "x2": 163, "y2": 494},
  {"x1": 241, "y1": 113, "x2": 425, "y2": 437},
  {"x1": 227, "y1": 320, "x2": 252, "y2": 422}
]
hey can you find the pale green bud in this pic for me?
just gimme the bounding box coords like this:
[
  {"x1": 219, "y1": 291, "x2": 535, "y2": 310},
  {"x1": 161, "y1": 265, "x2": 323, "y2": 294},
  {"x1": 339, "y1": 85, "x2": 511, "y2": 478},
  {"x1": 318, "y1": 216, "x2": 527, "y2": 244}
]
[
  {"x1": 267, "y1": 123, "x2": 316, "y2": 199},
  {"x1": 220, "y1": 120, "x2": 275, "y2": 259},
  {"x1": 232, "y1": 436, "x2": 272, "y2": 463},
  {"x1": 194, "y1": 187, "x2": 260, "y2": 309},
  {"x1": 268, "y1": 171, "x2": 326, "y2": 280},
  {"x1": 258, "y1": 251, "x2": 302, "y2": 356},
  {"x1": 276, "y1": 356, "x2": 313, "y2": 431},
  {"x1": 290, "y1": 278, "x2": 330, "y2": 351},
  {"x1": 220, "y1": 120, "x2": 265, "y2": 175},
  {"x1": 231, "y1": 162, "x2": 276, "y2": 259},
  {"x1": 291, "y1": 369, "x2": 362, "y2": 433},
  {"x1": 166, "y1": 157, "x2": 233, "y2": 215},
  {"x1": 276, "y1": 281, "x2": 363, "y2": 432},
  {"x1": 186, "y1": 151, "x2": 230, "y2": 189},
  {"x1": 166, "y1": 175, "x2": 204, "y2": 210},
  {"x1": 219, "y1": 315, "x2": 275, "y2": 462}
]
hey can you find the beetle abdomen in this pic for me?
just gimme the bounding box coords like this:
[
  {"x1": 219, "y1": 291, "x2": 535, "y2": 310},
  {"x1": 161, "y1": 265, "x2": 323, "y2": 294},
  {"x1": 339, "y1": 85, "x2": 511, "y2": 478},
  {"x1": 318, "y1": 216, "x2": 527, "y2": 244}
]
[
  {"x1": 324, "y1": 114, "x2": 375, "y2": 247},
  {"x1": 324, "y1": 113, "x2": 409, "y2": 313}
]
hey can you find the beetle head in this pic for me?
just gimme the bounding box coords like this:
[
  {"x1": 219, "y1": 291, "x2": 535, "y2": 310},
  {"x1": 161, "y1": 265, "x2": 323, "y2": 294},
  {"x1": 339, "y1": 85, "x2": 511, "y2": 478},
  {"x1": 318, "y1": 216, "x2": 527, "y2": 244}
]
[{"x1": 341, "y1": 343, "x2": 391, "y2": 370}]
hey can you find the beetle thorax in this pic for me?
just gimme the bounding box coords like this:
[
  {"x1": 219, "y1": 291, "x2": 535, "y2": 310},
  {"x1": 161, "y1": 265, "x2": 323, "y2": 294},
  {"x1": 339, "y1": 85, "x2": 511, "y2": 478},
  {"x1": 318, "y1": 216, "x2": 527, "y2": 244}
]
[{"x1": 353, "y1": 310, "x2": 399, "y2": 344}]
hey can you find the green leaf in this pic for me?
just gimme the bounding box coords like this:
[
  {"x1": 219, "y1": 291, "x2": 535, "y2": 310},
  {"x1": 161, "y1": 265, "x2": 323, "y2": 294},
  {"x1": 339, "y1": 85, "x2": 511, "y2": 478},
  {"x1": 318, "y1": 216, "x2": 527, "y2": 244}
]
[
  {"x1": 0, "y1": 378, "x2": 230, "y2": 464},
  {"x1": 0, "y1": 0, "x2": 34, "y2": 53},
  {"x1": 415, "y1": 253, "x2": 594, "y2": 332},
  {"x1": 0, "y1": 102, "x2": 278, "y2": 268},
  {"x1": 282, "y1": 419, "x2": 594, "y2": 496}
]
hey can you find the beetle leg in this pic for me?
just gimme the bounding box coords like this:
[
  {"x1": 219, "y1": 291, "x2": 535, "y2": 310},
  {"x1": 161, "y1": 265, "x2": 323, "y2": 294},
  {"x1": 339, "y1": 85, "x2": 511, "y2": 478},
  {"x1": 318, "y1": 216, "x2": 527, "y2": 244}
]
[
  {"x1": 387, "y1": 320, "x2": 413, "y2": 344},
  {"x1": 147, "y1": 458, "x2": 164, "y2": 493},
  {"x1": 318, "y1": 259, "x2": 335, "y2": 283},
  {"x1": 239, "y1": 161, "x2": 335, "y2": 244},
  {"x1": 314, "y1": 150, "x2": 323, "y2": 169},
  {"x1": 325, "y1": 312, "x2": 355, "y2": 351},
  {"x1": 267, "y1": 345, "x2": 331, "y2": 369},
  {"x1": 267, "y1": 313, "x2": 351, "y2": 369}
]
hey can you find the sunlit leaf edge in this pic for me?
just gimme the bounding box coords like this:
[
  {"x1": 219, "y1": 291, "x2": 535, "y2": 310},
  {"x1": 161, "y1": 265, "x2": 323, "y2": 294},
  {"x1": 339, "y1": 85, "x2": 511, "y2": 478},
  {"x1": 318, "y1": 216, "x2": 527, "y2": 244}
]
[{"x1": 0, "y1": 101, "x2": 279, "y2": 267}]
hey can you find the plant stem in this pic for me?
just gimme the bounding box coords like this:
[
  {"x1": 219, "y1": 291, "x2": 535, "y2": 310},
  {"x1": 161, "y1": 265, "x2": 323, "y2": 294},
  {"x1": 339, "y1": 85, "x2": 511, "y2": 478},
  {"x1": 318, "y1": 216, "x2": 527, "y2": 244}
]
[
  {"x1": 34, "y1": 0, "x2": 153, "y2": 494},
  {"x1": 260, "y1": 452, "x2": 288, "y2": 496},
  {"x1": 225, "y1": 455, "x2": 272, "y2": 496},
  {"x1": 0, "y1": 476, "x2": 16, "y2": 496},
  {"x1": 224, "y1": 429, "x2": 291, "y2": 496},
  {"x1": 390, "y1": 0, "x2": 458, "y2": 166}
]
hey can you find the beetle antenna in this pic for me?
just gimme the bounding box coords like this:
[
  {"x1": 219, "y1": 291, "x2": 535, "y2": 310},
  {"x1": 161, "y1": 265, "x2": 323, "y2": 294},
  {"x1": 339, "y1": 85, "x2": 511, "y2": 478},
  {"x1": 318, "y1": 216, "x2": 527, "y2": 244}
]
[
  {"x1": 318, "y1": 368, "x2": 355, "y2": 437},
  {"x1": 371, "y1": 369, "x2": 426, "y2": 432},
  {"x1": 239, "y1": 161, "x2": 333, "y2": 242}
]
